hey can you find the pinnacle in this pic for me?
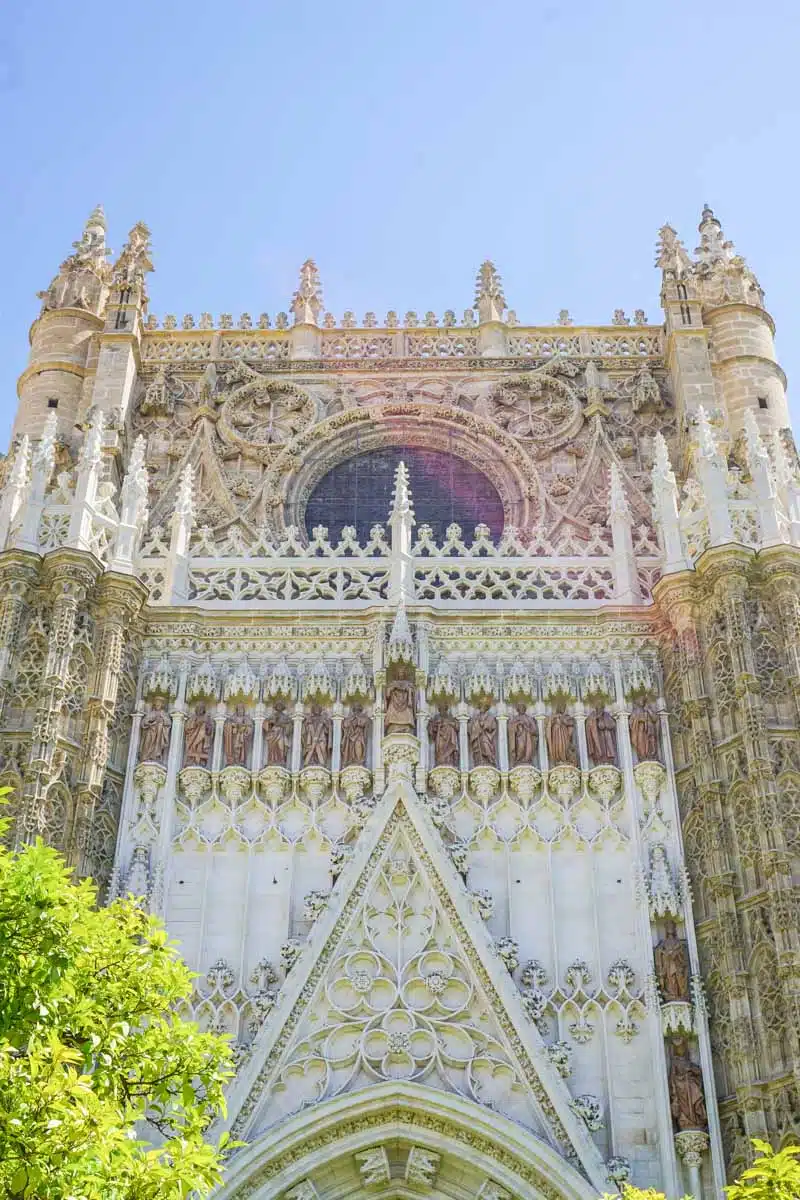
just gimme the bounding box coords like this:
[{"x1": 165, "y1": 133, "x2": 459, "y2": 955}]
[
  {"x1": 389, "y1": 460, "x2": 414, "y2": 520},
  {"x1": 86, "y1": 203, "x2": 106, "y2": 230}
]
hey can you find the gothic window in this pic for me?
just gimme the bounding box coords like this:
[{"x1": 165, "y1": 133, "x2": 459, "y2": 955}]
[{"x1": 304, "y1": 447, "x2": 504, "y2": 545}]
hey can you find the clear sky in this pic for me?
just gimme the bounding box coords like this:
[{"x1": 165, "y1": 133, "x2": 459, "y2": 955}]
[{"x1": 1, "y1": 0, "x2": 799, "y2": 444}]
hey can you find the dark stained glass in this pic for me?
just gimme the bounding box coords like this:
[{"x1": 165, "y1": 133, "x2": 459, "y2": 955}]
[{"x1": 304, "y1": 446, "x2": 504, "y2": 545}]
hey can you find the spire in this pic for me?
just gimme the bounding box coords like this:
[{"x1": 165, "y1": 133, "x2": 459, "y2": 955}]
[
  {"x1": 388, "y1": 461, "x2": 415, "y2": 605},
  {"x1": 651, "y1": 433, "x2": 686, "y2": 573},
  {"x1": 0, "y1": 437, "x2": 31, "y2": 552},
  {"x1": 608, "y1": 461, "x2": 631, "y2": 521},
  {"x1": 37, "y1": 205, "x2": 112, "y2": 314},
  {"x1": 389, "y1": 460, "x2": 414, "y2": 526},
  {"x1": 655, "y1": 225, "x2": 692, "y2": 277},
  {"x1": 387, "y1": 600, "x2": 415, "y2": 665},
  {"x1": 474, "y1": 260, "x2": 506, "y2": 323},
  {"x1": 695, "y1": 203, "x2": 735, "y2": 267},
  {"x1": 291, "y1": 259, "x2": 323, "y2": 326},
  {"x1": 112, "y1": 222, "x2": 154, "y2": 301}
]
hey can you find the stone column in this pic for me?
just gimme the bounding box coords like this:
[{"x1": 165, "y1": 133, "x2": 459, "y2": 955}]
[
  {"x1": 0, "y1": 555, "x2": 40, "y2": 724},
  {"x1": 331, "y1": 700, "x2": 344, "y2": 777},
  {"x1": 291, "y1": 702, "x2": 304, "y2": 773},
  {"x1": 153, "y1": 663, "x2": 189, "y2": 916},
  {"x1": 20, "y1": 552, "x2": 100, "y2": 848},
  {"x1": 573, "y1": 699, "x2": 589, "y2": 770},
  {"x1": 212, "y1": 701, "x2": 226, "y2": 772},
  {"x1": 71, "y1": 574, "x2": 147, "y2": 877},
  {"x1": 251, "y1": 701, "x2": 265, "y2": 773},
  {"x1": 675, "y1": 1130, "x2": 709, "y2": 1199},
  {"x1": 496, "y1": 701, "x2": 510, "y2": 775},
  {"x1": 372, "y1": 685, "x2": 385, "y2": 793}
]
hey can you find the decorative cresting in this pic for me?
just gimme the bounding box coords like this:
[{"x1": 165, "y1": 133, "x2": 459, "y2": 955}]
[{"x1": 213, "y1": 1084, "x2": 599, "y2": 1200}]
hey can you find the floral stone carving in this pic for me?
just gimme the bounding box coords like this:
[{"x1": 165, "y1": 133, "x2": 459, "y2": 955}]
[
  {"x1": 178, "y1": 765, "x2": 211, "y2": 805},
  {"x1": 570, "y1": 1093, "x2": 604, "y2": 1131},
  {"x1": 339, "y1": 764, "x2": 372, "y2": 804},
  {"x1": 428, "y1": 765, "x2": 461, "y2": 801}
]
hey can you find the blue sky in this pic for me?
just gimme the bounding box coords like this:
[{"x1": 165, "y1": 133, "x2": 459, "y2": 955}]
[{"x1": 1, "y1": 0, "x2": 799, "y2": 444}]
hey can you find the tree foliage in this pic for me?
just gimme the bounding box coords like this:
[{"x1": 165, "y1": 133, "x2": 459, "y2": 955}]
[
  {"x1": 602, "y1": 1139, "x2": 800, "y2": 1200},
  {"x1": 0, "y1": 793, "x2": 234, "y2": 1199}
]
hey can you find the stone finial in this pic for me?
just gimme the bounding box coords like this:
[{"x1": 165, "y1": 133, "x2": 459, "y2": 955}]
[
  {"x1": 609, "y1": 461, "x2": 631, "y2": 521},
  {"x1": 290, "y1": 259, "x2": 323, "y2": 326},
  {"x1": 388, "y1": 461, "x2": 415, "y2": 605},
  {"x1": 474, "y1": 260, "x2": 506, "y2": 323},
  {"x1": 695, "y1": 406, "x2": 724, "y2": 467},
  {"x1": 120, "y1": 436, "x2": 149, "y2": 527},
  {"x1": 37, "y1": 205, "x2": 112, "y2": 314},
  {"x1": 112, "y1": 222, "x2": 154, "y2": 301},
  {"x1": 33, "y1": 412, "x2": 58, "y2": 477},
  {"x1": 695, "y1": 203, "x2": 734, "y2": 266},
  {"x1": 79, "y1": 409, "x2": 105, "y2": 471},
  {"x1": 389, "y1": 460, "x2": 414, "y2": 526},
  {"x1": 652, "y1": 433, "x2": 686, "y2": 572},
  {"x1": 175, "y1": 463, "x2": 195, "y2": 522},
  {"x1": 388, "y1": 601, "x2": 414, "y2": 660},
  {"x1": 0, "y1": 436, "x2": 31, "y2": 544},
  {"x1": 557, "y1": 309, "x2": 573, "y2": 325},
  {"x1": 655, "y1": 224, "x2": 692, "y2": 276}
]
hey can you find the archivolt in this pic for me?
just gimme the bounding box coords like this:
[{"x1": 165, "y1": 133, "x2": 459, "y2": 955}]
[
  {"x1": 214, "y1": 1081, "x2": 598, "y2": 1200},
  {"x1": 249, "y1": 403, "x2": 543, "y2": 536}
]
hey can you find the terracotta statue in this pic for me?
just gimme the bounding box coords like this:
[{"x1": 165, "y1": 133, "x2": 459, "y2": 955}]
[
  {"x1": 263, "y1": 700, "x2": 292, "y2": 766},
  {"x1": 223, "y1": 703, "x2": 254, "y2": 767},
  {"x1": 586, "y1": 706, "x2": 617, "y2": 765},
  {"x1": 341, "y1": 703, "x2": 369, "y2": 767},
  {"x1": 629, "y1": 701, "x2": 660, "y2": 762},
  {"x1": 468, "y1": 701, "x2": 498, "y2": 767},
  {"x1": 655, "y1": 920, "x2": 690, "y2": 1002},
  {"x1": 384, "y1": 678, "x2": 416, "y2": 735},
  {"x1": 546, "y1": 704, "x2": 577, "y2": 765},
  {"x1": 429, "y1": 704, "x2": 459, "y2": 767},
  {"x1": 183, "y1": 702, "x2": 213, "y2": 769},
  {"x1": 138, "y1": 697, "x2": 171, "y2": 765},
  {"x1": 302, "y1": 703, "x2": 333, "y2": 767},
  {"x1": 668, "y1": 1039, "x2": 708, "y2": 1131},
  {"x1": 508, "y1": 702, "x2": 538, "y2": 767}
]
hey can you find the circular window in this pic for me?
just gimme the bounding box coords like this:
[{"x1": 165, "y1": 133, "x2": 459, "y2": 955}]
[{"x1": 304, "y1": 446, "x2": 504, "y2": 545}]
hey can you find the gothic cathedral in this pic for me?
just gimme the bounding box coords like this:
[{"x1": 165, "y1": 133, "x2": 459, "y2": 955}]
[{"x1": 2, "y1": 204, "x2": 798, "y2": 1198}]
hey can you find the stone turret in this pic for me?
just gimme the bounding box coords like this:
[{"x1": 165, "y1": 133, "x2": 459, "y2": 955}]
[
  {"x1": 15, "y1": 206, "x2": 112, "y2": 443},
  {"x1": 693, "y1": 205, "x2": 789, "y2": 437},
  {"x1": 657, "y1": 208, "x2": 790, "y2": 446}
]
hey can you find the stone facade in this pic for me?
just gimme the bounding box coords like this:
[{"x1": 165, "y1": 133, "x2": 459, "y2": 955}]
[{"x1": 1, "y1": 205, "x2": 798, "y2": 1198}]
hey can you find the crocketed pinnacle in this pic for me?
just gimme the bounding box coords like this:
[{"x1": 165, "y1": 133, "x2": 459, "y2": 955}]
[
  {"x1": 474, "y1": 260, "x2": 506, "y2": 321},
  {"x1": 389, "y1": 460, "x2": 414, "y2": 524}
]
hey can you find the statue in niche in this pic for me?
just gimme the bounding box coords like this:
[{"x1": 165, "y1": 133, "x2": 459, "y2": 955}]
[
  {"x1": 585, "y1": 705, "x2": 617, "y2": 766},
  {"x1": 629, "y1": 701, "x2": 660, "y2": 762},
  {"x1": 384, "y1": 677, "x2": 416, "y2": 735},
  {"x1": 668, "y1": 1039, "x2": 708, "y2": 1131},
  {"x1": 468, "y1": 700, "x2": 498, "y2": 767},
  {"x1": 223, "y1": 703, "x2": 254, "y2": 767},
  {"x1": 546, "y1": 702, "x2": 577, "y2": 765},
  {"x1": 429, "y1": 703, "x2": 460, "y2": 768},
  {"x1": 508, "y1": 701, "x2": 538, "y2": 767},
  {"x1": 302, "y1": 703, "x2": 333, "y2": 768},
  {"x1": 655, "y1": 920, "x2": 690, "y2": 1002},
  {"x1": 183, "y1": 702, "x2": 213, "y2": 769},
  {"x1": 263, "y1": 700, "x2": 292, "y2": 766},
  {"x1": 341, "y1": 703, "x2": 369, "y2": 767},
  {"x1": 138, "y1": 697, "x2": 171, "y2": 765}
]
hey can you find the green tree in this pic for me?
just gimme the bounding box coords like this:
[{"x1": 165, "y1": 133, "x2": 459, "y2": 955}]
[
  {"x1": 602, "y1": 1139, "x2": 800, "y2": 1200},
  {"x1": 0, "y1": 793, "x2": 234, "y2": 1199}
]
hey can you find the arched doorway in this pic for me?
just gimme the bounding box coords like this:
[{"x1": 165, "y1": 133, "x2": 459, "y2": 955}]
[{"x1": 214, "y1": 1082, "x2": 599, "y2": 1200}]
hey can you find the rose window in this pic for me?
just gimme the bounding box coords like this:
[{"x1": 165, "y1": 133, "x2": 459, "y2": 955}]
[{"x1": 304, "y1": 446, "x2": 504, "y2": 544}]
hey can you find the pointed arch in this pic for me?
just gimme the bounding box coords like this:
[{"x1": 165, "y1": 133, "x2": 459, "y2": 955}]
[{"x1": 214, "y1": 1082, "x2": 598, "y2": 1200}]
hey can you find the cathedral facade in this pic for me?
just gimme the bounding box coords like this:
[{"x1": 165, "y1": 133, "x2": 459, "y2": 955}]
[{"x1": 2, "y1": 204, "x2": 799, "y2": 1198}]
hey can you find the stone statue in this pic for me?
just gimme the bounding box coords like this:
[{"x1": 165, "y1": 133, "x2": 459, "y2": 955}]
[
  {"x1": 429, "y1": 704, "x2": 460, "y2": 767},
  {"x1": 586, "y1": 706, "x2": 617, "y2": 765},
  {"x1": 223, "y1": 703, "x2": 254, "y2": 767},
  {"x1": 341, "y1": 703, "x2": 369, "y2": 767},
  {"x1": 655, "y1": 920, "x2": 690, "y2": 1002},
  {"x1": 384, "y1": 678, "x2": 416, "y2": 735},
  {"x1": 546, "y1": 704, "x2": 577, "y2": 765},
  {"x1": 468, "y1": 701, "x2": 498, "y2": 767},
  {"x1": 508, "y1": 702, "x2": 538, "y2": 767},
  {"x1": 668, "y1": 1039, "x2": 708, "y2": 1131},
  {"x1": 183, "y1": 702, "x2": 213, "y2": 769},
  {"x1": 263, "y1": 700, "x2": 292, "y2": 766},
  {"x1": 138, "y1": 697, "x2": 171, "y2": 765},
  {"x1": 302, "y1": 703, "x2": 333, "y2": 767},
  {"x1": 629, "y1": 701, "x2": 660, "y2": 762}
]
